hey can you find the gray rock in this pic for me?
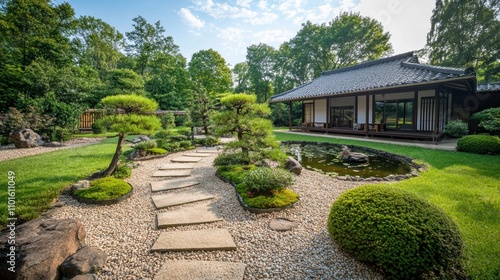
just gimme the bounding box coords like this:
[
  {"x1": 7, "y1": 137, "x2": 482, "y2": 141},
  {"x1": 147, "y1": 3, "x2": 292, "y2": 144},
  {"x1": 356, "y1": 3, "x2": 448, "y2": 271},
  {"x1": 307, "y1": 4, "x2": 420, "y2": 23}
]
[
  {"x1": 9, "y1": 128, "x2": 44, "y2": 148},
  {"x1": 60, "y1": 246, "x2": 107, "y2": 279},
  {"x1": 70, "y1": 274, "x2": 98, "y2": 280},
  {"x1": 130, "y1": 135, "x2": 150, "y2": 144},
  {"x1": 52, "y1": 201, "x2": 66, "y2": 208},
  {"x1": 43, "y1": 141, "x2": 63, "y2": 147},
  {"x1": 262, "y1": 159, "x2": 280, "y2": 168},
  {"x1": 269, "y1": 218, "x2": 297, "y2": 231},
  {"x1": 411, "y1": 172, "x2": 420, "y2": 177},
  {"x1": 285, "y1": 157, "x2": 302, "y2": 175},
  {"x1": 69, "y1": 180, "x2": 90, "y2": 194},
  {"x1": 0, "y1": 218, "x2": 86, "y2": 280},
  {"x1": 339, "y1": 145, "x2": 369, "y2": 162}
]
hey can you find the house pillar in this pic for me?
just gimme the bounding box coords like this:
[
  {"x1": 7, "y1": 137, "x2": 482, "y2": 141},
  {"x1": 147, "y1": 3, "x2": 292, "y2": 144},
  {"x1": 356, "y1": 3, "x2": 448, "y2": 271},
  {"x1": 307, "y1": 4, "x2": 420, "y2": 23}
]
[
  {"x1": 325, "y1": 98, "x2": 330, "y2": 132},
  {"x1": 413, "y1": 91, "x2": 418, "y2": 132},
  {"x1": 434, "y1": 90, "x2": 440, "y2": 134},
  {"x1": 365, "y1": 94, "x2": 369, "y2": 135},
  {"x1": 354, "y1": 96, "x2": 358, "y2": 126},
  {"x1": 288, "y1": 101, "x2": 292, "y2": 131}
]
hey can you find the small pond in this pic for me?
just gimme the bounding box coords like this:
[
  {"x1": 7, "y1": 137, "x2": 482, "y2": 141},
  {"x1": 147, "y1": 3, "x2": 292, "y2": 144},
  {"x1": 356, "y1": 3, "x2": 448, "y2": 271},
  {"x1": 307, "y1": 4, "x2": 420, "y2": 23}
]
[{"x1": 282, "y1": 142, "x2": 412, "y2": 178}]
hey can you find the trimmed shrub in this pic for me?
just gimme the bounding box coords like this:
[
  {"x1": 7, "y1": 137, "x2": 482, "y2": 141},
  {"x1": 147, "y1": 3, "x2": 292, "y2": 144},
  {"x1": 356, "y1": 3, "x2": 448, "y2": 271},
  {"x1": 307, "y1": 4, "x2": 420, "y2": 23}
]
[
  {"x1": 471, "y1": 107, "x2": 500, "y2": 134},
  {"x1": 153, "y1": 129, "x2": 172, "y2": 139},
  {"x1": 92, "y1": 118, "x2": 109, "y2": 134},
  {"x1": 147, "y1": 148, "x2": 167, "y2": 155},
  {"x1": 163, "y1": 142, "x2": 180, "y2": 152},
  {"x1": 327, "y1": 185, "x2": 466, "y2": 280},
  {"x1": 241, "y1": 167, "x2": 295, "y2": 195},
  {"x1": 456, "y1": 134, "x2": 500, "y2": 155},
  {"x1": 74, "y1": 177, "x2": 131, "y2": 200},
  {"x1": 213, "y1": 152, "x2": 249, "y2": 166},
  {"x1": 443, "y1": 120, "x2": 468, "y2": 138},
  {"x1": 133, "y1": 140, "x2": 157, "y2": 150},
  {"x1": 168, "y1": 135, "x2": 188, "y2": 142},
  {"x1": 216, "y1": 164, "x2": 257, "y2": 184},
  {"x1": 176, "y1": 127, "x2": 192, "y2": 137},
  {"x1": 179, "y1": 140, "x2": 193, "y2": 149},
  {"x1": 160, "y1": 112, "x2": 176, "y2": 130},
  {"x1": 238, "y1": 188, "x2": 299, "y2": 208},
  {"x1": 113, "y1": 164, "x2": 132, "y2": 179},
  {"x1": 195, "y1": 136, "x2": 220, "y2": 146}
]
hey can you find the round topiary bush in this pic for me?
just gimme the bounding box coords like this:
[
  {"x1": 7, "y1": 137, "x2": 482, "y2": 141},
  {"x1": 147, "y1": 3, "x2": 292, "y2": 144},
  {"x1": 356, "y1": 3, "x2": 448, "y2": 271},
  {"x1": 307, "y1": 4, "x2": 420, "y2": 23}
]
[
  {"x1": 443, "y1": 119, "x2": 469, "y2": 138},
  {"x1": 74, "y1": 177, "x2": 132, "y2": 202},
  {"x1": 327, "y1": 185, "x2": 465, "y2": 279},
  {"x1": 456, "y1": 134, "x2": 500, "y2": 155}
]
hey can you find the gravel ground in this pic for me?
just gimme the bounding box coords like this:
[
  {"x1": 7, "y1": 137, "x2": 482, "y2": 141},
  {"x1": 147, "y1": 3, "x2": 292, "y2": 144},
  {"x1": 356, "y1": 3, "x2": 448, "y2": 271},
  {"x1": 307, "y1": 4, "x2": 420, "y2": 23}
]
[
  {"x1": 52, "y1": 150, "x2": 383, "y2": 280},
  {"x1": 0, "y1": 138, "x2": 105, "y2": 162}
]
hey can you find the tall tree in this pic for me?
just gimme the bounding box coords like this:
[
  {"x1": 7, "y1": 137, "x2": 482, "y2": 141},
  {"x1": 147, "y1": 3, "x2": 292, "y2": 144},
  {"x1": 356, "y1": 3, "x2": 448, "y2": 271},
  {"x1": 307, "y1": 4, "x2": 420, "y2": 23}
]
[
  {"x1": 72, "y1": 16, "x2": 125, "y2": 74},
  {"x1": 125, "y1": 15, "x2": 179, "y2": 77},
  {"x1": 246, "y1": 43, "x2": 277, "y2": 103},
  {"x1": 188, "y1": 49, "x2": 232, "y2": 94},
  {"x1": 427, "y1": 0, "x2": 500, "y2": 82},
  {"x1": 233, "y1": 62, "x2": 250, "y2": 93},
  {"x1": 145, "y1": 53, "x2": 191, "y2": 110}
]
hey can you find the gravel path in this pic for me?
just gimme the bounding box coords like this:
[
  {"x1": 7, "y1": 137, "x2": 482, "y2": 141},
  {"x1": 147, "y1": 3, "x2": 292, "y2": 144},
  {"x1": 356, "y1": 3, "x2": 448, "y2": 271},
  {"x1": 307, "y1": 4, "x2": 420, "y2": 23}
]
[
  {"x1": 52, "y1": 151, "x2": 383, "y2": 279},
  {"x1": 0, "y1": 138, "x2": 105, "y2": 162}
]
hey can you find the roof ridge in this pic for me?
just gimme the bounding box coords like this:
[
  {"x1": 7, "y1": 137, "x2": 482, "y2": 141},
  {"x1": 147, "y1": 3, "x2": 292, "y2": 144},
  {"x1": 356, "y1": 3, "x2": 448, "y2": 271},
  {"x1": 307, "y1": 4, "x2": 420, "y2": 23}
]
[
  {"x1": 321, "y1": 51, "x2": 414, "y2": 76},
  {"x1": 401, "y1": 61, "x2": 468, "y2": 75}
]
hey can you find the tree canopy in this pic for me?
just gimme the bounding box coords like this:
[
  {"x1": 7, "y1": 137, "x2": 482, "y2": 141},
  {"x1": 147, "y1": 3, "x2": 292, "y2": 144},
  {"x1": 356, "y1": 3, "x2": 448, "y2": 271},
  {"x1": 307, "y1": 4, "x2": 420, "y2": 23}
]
[{"x1": 427, "y1": 0, "x2": 500, "y2": 82}]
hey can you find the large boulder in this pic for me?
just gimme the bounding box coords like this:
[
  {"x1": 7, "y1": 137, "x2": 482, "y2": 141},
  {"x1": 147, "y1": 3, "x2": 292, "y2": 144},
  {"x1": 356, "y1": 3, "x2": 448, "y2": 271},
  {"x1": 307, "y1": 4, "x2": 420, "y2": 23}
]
[
  {"x1": 9, "y1": 128, "x2": 44, "y2": 148},
  {"x1": 339, "y1": 145, "x2": 369, "y2": 162},
  {"x1": 60, "y1": 246, "x2": 107, "y2": 279},
  {"x1": 129, "y1": 135, "x2": 150, "y2": 144},
  {"x1": 0, "y1": 218, "x2": 86, "y2": 280},
  {"x1": 285, "y1": 156, "x2": 303, "y2": 175}
]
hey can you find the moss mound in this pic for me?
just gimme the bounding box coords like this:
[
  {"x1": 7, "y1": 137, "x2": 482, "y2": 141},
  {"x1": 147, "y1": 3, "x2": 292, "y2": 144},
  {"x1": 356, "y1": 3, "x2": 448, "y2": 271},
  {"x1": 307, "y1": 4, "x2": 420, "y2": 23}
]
[
  {"x1": 75, "y1": 177, "x2": 132, "y2": 201},
  {"x1": 456, "y1": 134, "x2": 500, "y2": 155},
  {"x1": 327, "y1": 185, "x2": 465, "y2": 279}
]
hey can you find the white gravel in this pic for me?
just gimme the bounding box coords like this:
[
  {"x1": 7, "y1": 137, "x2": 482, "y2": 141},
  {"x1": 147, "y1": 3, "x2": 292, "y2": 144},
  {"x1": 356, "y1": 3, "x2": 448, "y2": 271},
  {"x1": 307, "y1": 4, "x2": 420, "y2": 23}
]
[
  {"x1": 0, "y1": 138, "x2": 105, "y2": 162},
  {"x1": 52, "y1": 150, "x2": 383, "y2": 279}
]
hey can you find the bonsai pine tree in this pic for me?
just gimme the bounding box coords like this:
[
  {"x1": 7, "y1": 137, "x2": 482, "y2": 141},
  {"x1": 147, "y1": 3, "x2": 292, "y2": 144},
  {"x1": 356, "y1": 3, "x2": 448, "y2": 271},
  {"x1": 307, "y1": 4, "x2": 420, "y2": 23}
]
[
  {"x1": 211, "y1": 93, "x2": 276, "y2": 156},
  {"x1": 98, "y1": 94, "x2": 161, "y2": 177}
]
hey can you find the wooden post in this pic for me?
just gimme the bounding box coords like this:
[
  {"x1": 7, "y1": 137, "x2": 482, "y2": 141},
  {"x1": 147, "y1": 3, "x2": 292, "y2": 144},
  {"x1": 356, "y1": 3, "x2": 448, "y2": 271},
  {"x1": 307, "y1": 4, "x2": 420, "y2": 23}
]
[
  {"x1": 354, "y1": 96, "x2": 358, "y2": 127},
  {"x1": 326, "y1": 98, "x2": 330, "y2": 133},
  {"x1": 434, "y1": 90, "x2": 440, "y2": 134},
  {"x1": 413, "y1": 91, "x2": 418, "y2": 132},
  {"x1": 288, "y1": 101, "x2": 292, "y2": 131},
  {"x1": 365, "y1": 94, "x2": 369, "y2": 135}
]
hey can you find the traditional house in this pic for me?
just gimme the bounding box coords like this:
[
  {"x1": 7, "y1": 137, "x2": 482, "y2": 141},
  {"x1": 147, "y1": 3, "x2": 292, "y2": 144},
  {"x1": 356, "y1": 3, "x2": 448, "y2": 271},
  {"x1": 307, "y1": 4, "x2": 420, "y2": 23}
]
[{"x1": 270, "y1": 52, "x2": 500, "y2": 142}]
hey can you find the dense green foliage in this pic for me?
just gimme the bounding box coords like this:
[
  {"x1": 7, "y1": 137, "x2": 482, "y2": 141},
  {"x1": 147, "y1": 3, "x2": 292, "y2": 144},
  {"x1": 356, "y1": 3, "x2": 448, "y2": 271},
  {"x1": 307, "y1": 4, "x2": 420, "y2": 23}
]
[
  {"x1": 112, "y1": 164, "x2": 132, "y2": 179},
  {"x1": 213, "y1": 152, "x2": 250, "y2": 166},
  {"x1": 274, "y1": 132, "x2": 500, "y2": 279},
  {"x1": 328, "y1": 185, "x2": 465, "y2": 279},
  {"x1": 471, "y1": 107, "x2": 500, "y2": 134},
  {"x1": 160, "y1": 112, "x2": 176, "y2": 129},
  {"x1": 133, "y1": 140, "x2": 157, "y2": 150},
  {"x1": 427, "y1": 0, "x2": 500, "y2": 82},
  {"x1": 74, "y1": 177, "x2": 131, "y2": 200},
  {"x1": 151, "y1": 128, "x2": 194, "y2": 153},
  {"x1": 212, "y1": 93, "x2": 276, "y2": 155},
  {"x1": 443, "y1": 119, "x2": 469, "y2": 138},
  {"x1": 456, "y1": 134, "x2": 500, "y2": 155},
  {"x1": 146, "y1": 148, "x2": 167, "y2": 155},
  {"x1": 241, "y1": 167, "x2": 295, "y2": 195}
]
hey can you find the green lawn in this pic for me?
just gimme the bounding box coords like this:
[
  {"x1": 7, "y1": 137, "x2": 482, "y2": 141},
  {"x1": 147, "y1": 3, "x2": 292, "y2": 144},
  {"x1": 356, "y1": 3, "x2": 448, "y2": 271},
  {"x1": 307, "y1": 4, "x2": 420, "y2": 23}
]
[
  {"x1": 274, "y1": 132, "x2": 500, "y2": 280},
  {"x1": 0, "y1": 136, "x2": 133, "y2": 226}
]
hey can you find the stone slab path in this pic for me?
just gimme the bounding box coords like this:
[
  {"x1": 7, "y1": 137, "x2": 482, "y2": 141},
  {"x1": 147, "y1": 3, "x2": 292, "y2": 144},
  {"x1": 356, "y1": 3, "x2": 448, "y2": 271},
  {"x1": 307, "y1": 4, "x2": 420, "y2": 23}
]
[
  {"x1": 171, "y1": 156, "x2": 203, "y2": 163},
  {"x1": 183, "y1": 153, "x2": 211, "y2": 157},
  {"x1": 151, "y1": 189, "x2": 215, "y2": 209},
  {"x1": 152, "y1": 170, "x2": 191, "y2": 177},
  {"x1": 151, "y1": 229, "x2": 237, "y2": 252},
  {"x1": 158, "y1": 163, "x2": 196, "y2": 170},
  {"x1": 156, "y1": 202, "x2": 223, "y2": 228},
  {"x1": 153, "y1": 261, "x2": 246, "y2": 280},
  {"x1": 150, "y1": 178, "x2": 200, "y2": 192},
  {"x1": 195, "y1": 149, "x2": 220, "y2": 154}
]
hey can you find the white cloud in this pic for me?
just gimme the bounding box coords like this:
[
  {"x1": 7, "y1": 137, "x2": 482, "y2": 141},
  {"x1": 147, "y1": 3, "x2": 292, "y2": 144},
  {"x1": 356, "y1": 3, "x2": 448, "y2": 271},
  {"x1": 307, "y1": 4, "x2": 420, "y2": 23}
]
[
  {"x1": 179, "y1": 8, "x2": 205, "y2": 29},
  {"x1": 193, "y1": 0, "x2": 278, "y2": 25},
  {"x1": 217, "y1": 27, "x2": 247, "y2": 42},
  {"x1": 257, "y1": 0, "x2": 268, "y2": 10},
  {"x1": 252, "y1": 29, "x2": 294, "y2": 45},
  {"x1": 237, "y1": 0, "x2": 252, "y2": 8},
  {"x1": 353, "y1": 0, "x2": 435, "y2": 53}
]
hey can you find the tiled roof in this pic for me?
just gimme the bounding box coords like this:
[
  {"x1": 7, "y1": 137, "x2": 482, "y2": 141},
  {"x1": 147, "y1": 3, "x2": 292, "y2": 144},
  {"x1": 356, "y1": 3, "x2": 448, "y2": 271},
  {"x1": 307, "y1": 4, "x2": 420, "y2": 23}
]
[
  {"x1": 270, "y1": 52, "x2": 476, "y2": 102},
  {"x1": 477, "y1": 82, "x2": 500, "y2": 92}
]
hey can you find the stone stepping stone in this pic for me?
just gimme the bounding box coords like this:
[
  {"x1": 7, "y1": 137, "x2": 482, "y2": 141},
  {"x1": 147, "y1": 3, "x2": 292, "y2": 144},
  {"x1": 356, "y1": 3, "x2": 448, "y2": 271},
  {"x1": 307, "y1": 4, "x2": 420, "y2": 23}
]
[
  {"x1": 269, "y1": 217, "x2": 298, "y2": 232},
  {"x1": 183, "y1": 153, "x2": 211, "y2": 157},
  {"x1": 152, "y1": 170, "x2": 191, "y2": 177},
  {"x1": 151, "y1": 178, "x2": 200, "y2": 192},
  {"x1": 171, "y1": 157, "x2": 203, "y2": 163},
  {"x1": 196, "y1": 149, "x2": 220, "y2": 154},
  {"x1": 151, "y1": 229, "x2": 237, "y2": 252},
  {"x1": 157, "y1": 202, "x2": 223, "y2": 228},
  {"x1": 159, "y1": 163, "x2": 196, "y2": 170},
  {"x1": 151, "y1": 189, "x2": 214, "y2": 209},
  {"x1": 153, "y1": 261, "x2": 246, "y2": 280}
]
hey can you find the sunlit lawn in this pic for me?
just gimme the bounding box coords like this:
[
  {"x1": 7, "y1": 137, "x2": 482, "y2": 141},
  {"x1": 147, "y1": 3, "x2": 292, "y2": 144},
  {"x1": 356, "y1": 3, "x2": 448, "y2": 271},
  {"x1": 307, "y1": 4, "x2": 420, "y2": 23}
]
[{"x1": 275, "y1": 131, "x2": 500, "y2": 280}]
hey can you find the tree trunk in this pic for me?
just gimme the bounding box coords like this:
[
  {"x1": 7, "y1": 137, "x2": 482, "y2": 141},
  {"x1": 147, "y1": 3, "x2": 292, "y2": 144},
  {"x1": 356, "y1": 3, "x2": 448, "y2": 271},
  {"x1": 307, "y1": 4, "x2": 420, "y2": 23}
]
[{"x1": 100, "y1": 133, "x2": 126, "y2": 177}]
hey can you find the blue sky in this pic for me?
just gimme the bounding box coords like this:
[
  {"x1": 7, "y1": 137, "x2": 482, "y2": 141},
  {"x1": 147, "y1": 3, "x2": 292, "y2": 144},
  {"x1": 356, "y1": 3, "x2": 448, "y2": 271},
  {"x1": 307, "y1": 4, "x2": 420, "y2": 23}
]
[{"x1": 62, "y1": 0, "x2": 436, "y2": 67}]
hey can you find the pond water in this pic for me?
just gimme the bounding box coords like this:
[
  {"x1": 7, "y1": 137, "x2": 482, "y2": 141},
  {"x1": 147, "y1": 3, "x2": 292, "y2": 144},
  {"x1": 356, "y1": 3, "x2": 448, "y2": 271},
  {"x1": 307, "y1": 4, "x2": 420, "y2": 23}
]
[{"x1": 282, "y1": 143, "x2": 411, "y2": 178}]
